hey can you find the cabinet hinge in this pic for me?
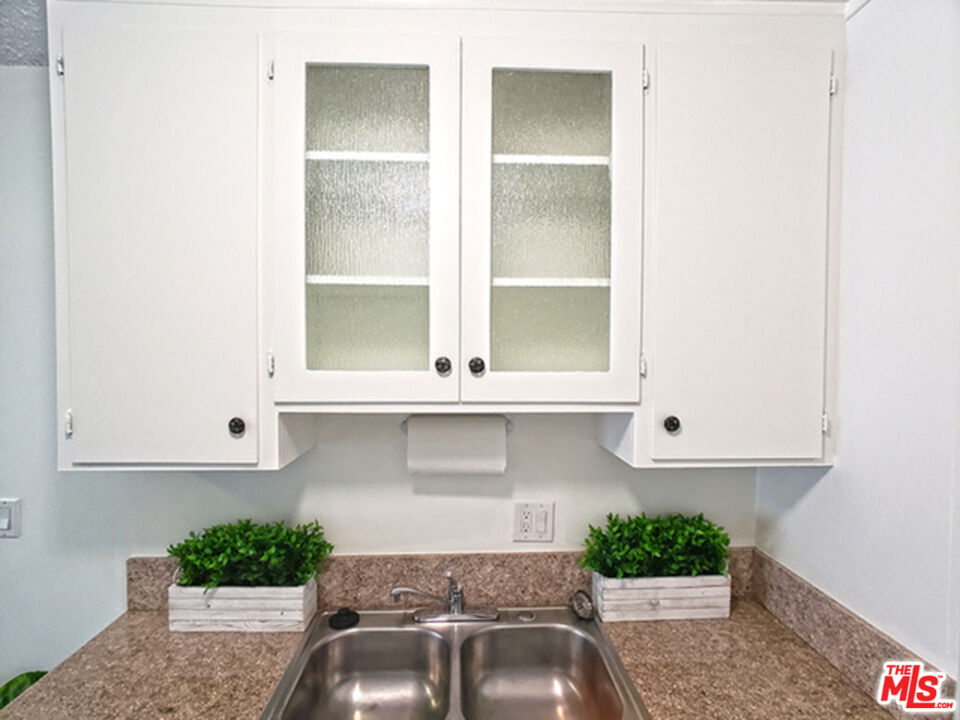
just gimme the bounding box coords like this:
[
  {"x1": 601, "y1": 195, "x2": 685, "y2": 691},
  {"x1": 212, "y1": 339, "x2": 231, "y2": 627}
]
[
  {"x1": 64, "y1": 409, "x2": 74, "y2": 438},
  {"x1": 268, "y1": 60, "x2": 275, "y2": 81},
  {"x1": 266, "y1": 351, "x2": 276, "y2": 378},
  {"x1": 56, "y1": 54, "x2": 64, "y2": 77},
  {"x1": 821, "y1": 412, "x2": 830, "y2": 434},
  {"x1": 829, "y1": 75, "x2": 839, "y2": 97},
  {"x1": 642, "y1": 68, "x2": 651, "y2": 91},
  {"x1": 639, "y1": 355, "x2": 648, "y2": 378}
]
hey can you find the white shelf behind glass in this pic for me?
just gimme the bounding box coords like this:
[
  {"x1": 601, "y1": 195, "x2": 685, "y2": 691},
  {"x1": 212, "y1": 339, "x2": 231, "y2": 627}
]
[
  {"x1": 305, "y1": 151, "x2": 429, "y2": 163},
  {"x1": 492, "y1": 154, "x2": 609, "y2": 166},
  {"x1": 307, "y1": 275, "x2": 429, "y2": 287},
  {"x1": 492, "y1": 277, "x2": 611, "y2": 288}
]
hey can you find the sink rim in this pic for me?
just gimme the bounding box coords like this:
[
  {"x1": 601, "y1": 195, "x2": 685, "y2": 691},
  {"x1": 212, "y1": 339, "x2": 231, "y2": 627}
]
[
  {"x1": 458, "y1": 621, "x2": 626, "y2": 720},
  {"x1": 455, "y1": 616, "x2": 597, "y2": 645},
  {"x1": 269, "y1": 622, "x2": 452, "y2": 720},
  {"x1": 260, "y1": 606, "x2": 651, "y2": 720},
  {"x1": 279, "y1": 624, "x2": 452, "y2": 720}
]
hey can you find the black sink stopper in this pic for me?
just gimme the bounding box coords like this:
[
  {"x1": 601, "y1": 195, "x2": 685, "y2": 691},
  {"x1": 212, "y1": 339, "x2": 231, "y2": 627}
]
[{"x1": 328, "y1": 607, "x2": 360, "y2": 630}]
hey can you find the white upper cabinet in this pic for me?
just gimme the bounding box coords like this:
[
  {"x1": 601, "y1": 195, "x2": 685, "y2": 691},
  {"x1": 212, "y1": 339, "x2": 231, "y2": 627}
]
[
  {"x1": 460, "y1": 38, "x2": 644, "y2": 403},
  {"x1": 272, "y1": 34, "x2": 643, "y2": 404},
  {"x1": 48, "y1": 0, "x2": 844, "y2": 468},
  {"x1": 55, "y1": 18, "x2": 260, "y2": 465},
  {"x1": 272, "y1": 33, "x2": 461, "y2": 403},
  {"x1": 647, "y1": 42, "x2": 835, "y2": 461}
]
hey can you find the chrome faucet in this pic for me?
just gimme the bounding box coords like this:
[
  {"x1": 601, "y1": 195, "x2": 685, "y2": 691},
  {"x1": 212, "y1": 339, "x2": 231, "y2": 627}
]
[{"x1": 390, "y1": 571, "x2": 499, "y2": 623}]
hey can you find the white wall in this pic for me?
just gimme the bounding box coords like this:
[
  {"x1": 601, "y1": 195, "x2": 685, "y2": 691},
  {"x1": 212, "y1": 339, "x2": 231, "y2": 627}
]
[
  {"x1": 8, "y1": 0, "x2": 957, "y2": 687},
  {"x1": 0, "y1": 65, "x2": 756, "y2": 680},
  {"x1": 757, "y1": 0, "x2": 960, "y2": 677}
]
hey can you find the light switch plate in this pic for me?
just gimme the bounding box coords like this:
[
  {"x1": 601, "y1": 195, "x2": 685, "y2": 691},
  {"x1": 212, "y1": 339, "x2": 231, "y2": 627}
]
[
  {"x1": 513, "y1": 502, "x2": 554, "y2": 543},
  {"x1": 0, "y1": 498, "x2": 21, "y2": 538}
]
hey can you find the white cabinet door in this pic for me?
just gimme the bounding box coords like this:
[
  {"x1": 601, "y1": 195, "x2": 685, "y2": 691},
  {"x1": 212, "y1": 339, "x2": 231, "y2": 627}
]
[
  {"x1": 60, "y1": 22, "x2": 259, "y2": 464},
  {"x1": 272, "y1": 33, "x2": 460, "y2": 403},
  {"x1": 650, "y1": 43, "x2": 834, "y2": 460},
  {"x1": 461, "y1": 38, "x2": 644, "y2": 403}
]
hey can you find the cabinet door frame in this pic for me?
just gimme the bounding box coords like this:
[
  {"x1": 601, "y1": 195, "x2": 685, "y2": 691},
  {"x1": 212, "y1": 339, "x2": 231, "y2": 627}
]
[
  {"x1": 460, "y1": 37, "x2": 644, "y2": 403},
  {"x1": 646, "y1": 41, "x2": 834, "y2": 461},
  {"x1": 271, "y1": 32, "x2": 461, "y2": 403},
  {"x1": 55, "y1": 18, "x2": 261, "y2": 465}
]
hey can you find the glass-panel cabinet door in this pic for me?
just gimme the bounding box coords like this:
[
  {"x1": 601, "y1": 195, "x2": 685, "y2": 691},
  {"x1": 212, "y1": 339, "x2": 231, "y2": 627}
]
[
  {"x1": 272, "y1": 34, "x2": 460, "y2": 402},
  {"x1": 461, "y1": 38, "x2": 644, "y2": 402}
]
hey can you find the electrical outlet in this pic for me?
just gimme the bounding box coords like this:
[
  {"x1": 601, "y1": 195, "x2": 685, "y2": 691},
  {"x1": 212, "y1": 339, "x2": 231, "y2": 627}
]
[
  {"x1": 513, "y1": 502, "x2": 554, "y2": 542},
  {"x1": 0, "y1": 498, "x2": 21, "y2": 539}
]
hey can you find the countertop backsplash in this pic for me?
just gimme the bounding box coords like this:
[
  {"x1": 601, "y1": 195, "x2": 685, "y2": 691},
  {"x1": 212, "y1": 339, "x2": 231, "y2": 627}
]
[{"x1": 130, "y1": 547, "x2": 756, "y2": 612}]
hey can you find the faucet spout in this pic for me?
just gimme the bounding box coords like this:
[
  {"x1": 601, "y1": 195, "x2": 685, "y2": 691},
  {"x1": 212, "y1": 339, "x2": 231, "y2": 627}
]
[
  {"x1": 389, "y1": 587, "x2": 445, "y2": 604},
  {"x1": 388, "y1": 571, "x2": 499, "y2": 623}
]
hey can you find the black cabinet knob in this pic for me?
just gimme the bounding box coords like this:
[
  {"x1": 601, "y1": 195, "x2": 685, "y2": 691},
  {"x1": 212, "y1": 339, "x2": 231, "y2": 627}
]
[
  {"x1": 663, "y1": 416, "x2": 681, "y2": 433},
  {"x1": 468, "y1": 357, "x2": 486, "y2": 376},
  {"x1": 228, "y1": 417, "x2": 246, "y2": 437},
  {"x1": 434, "y1": 356, "x2": 452, "y2": 375}
]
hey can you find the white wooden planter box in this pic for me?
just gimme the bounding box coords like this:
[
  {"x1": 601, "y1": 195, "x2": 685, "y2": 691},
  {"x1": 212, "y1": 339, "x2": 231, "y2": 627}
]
[
  {"x1": 592, "y1": 571, "x2": 730, "y2": 622},
  {"x1": 168, "y1": 577, "x2": 317, "y2": 632}
]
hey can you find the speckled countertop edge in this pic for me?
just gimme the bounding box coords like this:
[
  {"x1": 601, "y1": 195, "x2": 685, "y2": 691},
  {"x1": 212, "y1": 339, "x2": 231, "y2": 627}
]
[
  {"x1": 3, "y1": 599, "x2": 890, "y2": 720},
  {"x1": 2, "y1": 547, "x2": 904, "y2": 719}
]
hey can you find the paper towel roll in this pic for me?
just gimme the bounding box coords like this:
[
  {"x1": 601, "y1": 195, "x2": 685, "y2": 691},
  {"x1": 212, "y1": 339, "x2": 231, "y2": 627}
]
[{"x1": 406, "y1": 415, "x2": 507, "y2": 474}]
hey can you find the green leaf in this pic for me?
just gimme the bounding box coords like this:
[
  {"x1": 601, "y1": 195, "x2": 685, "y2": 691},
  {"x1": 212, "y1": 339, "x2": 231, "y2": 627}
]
[
  {"x1": 168, "y1": 519, "x2": 333, "y2": 588},
  {"x1": 0, "y1": 672, "x2": 46, "y2": 710},
  {"x1": 581, "y1": 512, "x2": 729, "y2": 578}
]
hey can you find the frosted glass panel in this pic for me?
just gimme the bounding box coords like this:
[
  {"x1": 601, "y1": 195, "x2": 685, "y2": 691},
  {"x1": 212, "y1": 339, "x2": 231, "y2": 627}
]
[
  {"x1": 306, "y1": 284, "x2": 428, "y2": 371},
  {"x1": 492, "y1": 164, "x2": 610, "y2": 278},
  {"x1": 491, "y1": 288, "x2": 610, "y2": 371},
  {"x1": 303, "y1": 63, "x2": 431, "y2": 372},
  {"x1": 492, "y1": 70, "x2": 611, "y2": 156},
  {"x1": 305, "y1": 160, "x2": 429, "y2": 277},
  {"x1": 306, "y1": 66, "x2": 428, "y2": 152},
  {"x1": 488, "y1": 69, "x2": 612, "y2": 372}
]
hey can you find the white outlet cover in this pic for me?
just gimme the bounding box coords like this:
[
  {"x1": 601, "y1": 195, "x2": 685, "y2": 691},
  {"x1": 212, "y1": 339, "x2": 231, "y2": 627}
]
[
  {"x1": 0, "y1": 498, "x2": 21, "y2": 539},
  {"x1": 513, "y1": 502, "x2": 554, "y2": 543}
]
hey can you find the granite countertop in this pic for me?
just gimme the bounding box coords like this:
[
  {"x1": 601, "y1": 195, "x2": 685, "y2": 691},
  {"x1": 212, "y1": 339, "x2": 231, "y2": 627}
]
[
  {"x1": 604, "y1": 600, "x2": 888, "y2": 719},
  {"x1": 0, "y1": 613, "x2": 301, "y2": 720},
  {"x1": 2, "y1": 598, "x2": 887, "y2": 720}
]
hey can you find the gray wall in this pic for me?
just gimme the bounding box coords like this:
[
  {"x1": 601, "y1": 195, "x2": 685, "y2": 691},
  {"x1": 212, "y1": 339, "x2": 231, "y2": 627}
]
[{"x1": 757, "y1": 0, "x2": 960, "y2": 678}]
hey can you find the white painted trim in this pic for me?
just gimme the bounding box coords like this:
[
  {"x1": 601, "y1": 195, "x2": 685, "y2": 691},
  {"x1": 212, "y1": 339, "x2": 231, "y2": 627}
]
[
  {"x1": 305, "y1": 150, "x2": 429, "y2": 162},
  {"x1": 275, "y1": 403, "x2": 638, "y2": 411},
  {"x1": 492, "y1": 153, "x2": 609, "y2": 166},
  {"x1": 50, "y1": 0, "x2": 846, "y2": 17},
  {"x1": 306, "y1": 275, "x2": 429, "y2": 286},
  {"x1": 643, "y1": 41, "x2": 833, "y2": 462},
  {"x1": 844, "y1": 0, "x2": 873, "y2": 21},
  {"x1": 272, "y1": 32, "x2": 461, "y2": 403},
  {"x1": 491, "y1": 277, "x2": 611, "y2": 287},
  {"x1": 461, "y1": 36, "x2": 643, "y2": 403},
  {"x1": 53, "y1": 19, "x2": 261, "y2": 465}
]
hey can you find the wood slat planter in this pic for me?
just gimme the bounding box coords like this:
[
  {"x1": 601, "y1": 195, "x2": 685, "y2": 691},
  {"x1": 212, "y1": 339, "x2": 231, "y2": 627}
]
[
  {"x1": 592, "y1": 571, "x2": 730, "y2": 622},
  {"x1": 168, "y1": 578, "x2": 317, "y2": 632}
]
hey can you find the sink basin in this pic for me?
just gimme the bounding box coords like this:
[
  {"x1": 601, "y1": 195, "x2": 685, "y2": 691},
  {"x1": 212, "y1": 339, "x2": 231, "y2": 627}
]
[
  {"x1": 261, "y1": 608, "x2": 650, "y2": 720},
  {"x1": 279, "y1": 628, "x2": 450, "y2": 720},
  {"x1": 460, "y1": 626, "x2": 623, "y2": 720}
]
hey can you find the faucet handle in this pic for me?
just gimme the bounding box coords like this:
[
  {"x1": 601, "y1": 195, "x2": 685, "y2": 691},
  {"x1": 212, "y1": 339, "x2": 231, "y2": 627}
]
[{"x1": 443, "y1": 570, "x2": 461, "y2": 592}]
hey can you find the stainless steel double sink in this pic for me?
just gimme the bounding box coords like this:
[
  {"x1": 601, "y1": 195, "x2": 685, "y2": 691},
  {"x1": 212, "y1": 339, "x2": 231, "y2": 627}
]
[{"x1": 260, "y1": 607, "x2": 651, "y2": 720}]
